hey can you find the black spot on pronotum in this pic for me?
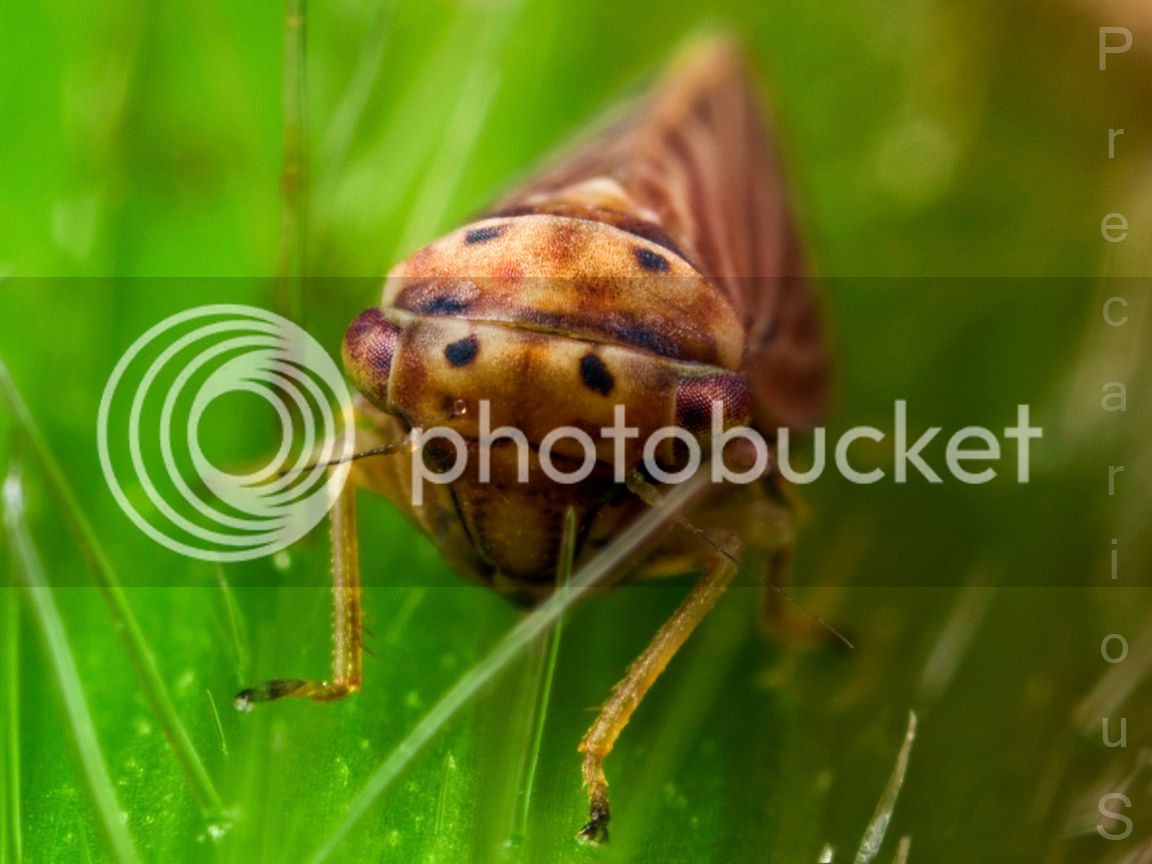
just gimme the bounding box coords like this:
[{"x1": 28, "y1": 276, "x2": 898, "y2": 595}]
[
  {"x1": 464, "y1": 225, "x2": 505, "y2": 245},
  {"x1": 395, "y1": 279, "x2": 482, "y2": 317},
  {"x1": 633, "y1": 247, "x2": 669, "y2": 272},
  {"x1": 444, "y1": 335, "x2": 479, "y2": 367},
  {"x1": 615, "y1": 322, "x2": 679, "y2": 359},
  {"x1": 612, "y1": 217, "x2": 690, "y2": 261},
  {"x1": 579, "y1": 353, "x2": 614, "y2": 396},
  {"x1": 413, "y1": 295, "x2": 470, "y2": 316}
]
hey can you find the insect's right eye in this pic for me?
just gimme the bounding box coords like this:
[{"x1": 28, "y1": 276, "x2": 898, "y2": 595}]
[
  {"x1": 342, "y1": 307, "x2": 402, "y2": 410},
  {"x1": 675, "y1": 373, "x2": 751, "y2": 435}
]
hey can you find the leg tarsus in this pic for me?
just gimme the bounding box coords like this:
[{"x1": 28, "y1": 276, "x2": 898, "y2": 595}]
[
  {"x1": 576, "y1": 782, "x2": 611, "y2": 845},
  {"x1": 233, "y1": 678, "x2": 353, "y2": 711},
  {"x1": 234, "y1": 453, "x2": 364, "y2": 711}
]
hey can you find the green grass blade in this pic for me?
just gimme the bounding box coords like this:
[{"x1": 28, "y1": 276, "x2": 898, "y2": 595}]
[
  {"x1": 509, "y1": 508, "x2": 575, "y2": 845},
  {"x1": 214, "y1": 566, "x2": 252, "y2": 689},
  {"x1": 390, "y1": 0, "x2": 523, "y2": 258},
  {"x1": 2, "y1": 577, "x2": 22, "y2": 864},
  {"x1": 319, "y1": 0, "x2": 399, "y2": 175},
  {"x1": 318, "y1": 8, "x2": 508, "y2": 242},
  {"x1": 854, "y1": 711, "x2": 917, "y2": 864},
  {"x1": 277, "y1": 0, "x2": 308, "y2": 323},
  {"x1": 2, "y1": 462, "x2": 140, "y2": 864},
  {"x1": 0, "y1": 360, "x2": 224, "y2": 818}
]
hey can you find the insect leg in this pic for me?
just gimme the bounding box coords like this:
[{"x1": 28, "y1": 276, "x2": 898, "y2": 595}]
[
  {"x1": 576, "y1": 526, "x2": 741, "y2": 844},
  {"x1": 234, "y1": 462, "x2": 363, "y2": 709},
  {"x1": 749, "y1": 481, "x2": 851, "y2": 649},
  {"x1": 744, "y1": 481, "x2": 803, "y2": 636},
  {"x1": 758, "y1": 533, "x2": 801, "y2": 635}
]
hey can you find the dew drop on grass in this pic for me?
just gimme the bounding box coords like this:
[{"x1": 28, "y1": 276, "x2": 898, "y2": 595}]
[{"x1": 203, "y1": 818, "x2": 234, "y2": 843}]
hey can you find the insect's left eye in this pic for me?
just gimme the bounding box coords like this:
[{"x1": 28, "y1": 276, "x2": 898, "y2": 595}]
[{"x1": 342, "y1": 307, "x2": 401, "y2": 410}]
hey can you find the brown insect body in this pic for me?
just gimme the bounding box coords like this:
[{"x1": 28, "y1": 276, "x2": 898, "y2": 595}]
[
  {"x1": 240, "y1": 35, "x2": 827, "y2": 843},
  {"x1": 342, "y1": 37, "x2": 825, "y2": 601},
  {"x1": 343, "y1": 223, "x2": 749, "y2": 598}
]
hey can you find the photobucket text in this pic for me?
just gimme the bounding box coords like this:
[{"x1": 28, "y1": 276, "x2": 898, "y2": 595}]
[{"x1": 408, "y1": 400, "x2": 1043, "y2": 505}]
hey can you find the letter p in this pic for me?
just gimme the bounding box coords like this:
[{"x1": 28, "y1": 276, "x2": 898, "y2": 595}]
[{"x1": 1099, "y1": 27, "x2": 1133, "y2": 70}]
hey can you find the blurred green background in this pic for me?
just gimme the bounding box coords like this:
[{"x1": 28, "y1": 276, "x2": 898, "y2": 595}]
[{"x1": 1, "y1": 1, "x2": 1150, "y2": 862}]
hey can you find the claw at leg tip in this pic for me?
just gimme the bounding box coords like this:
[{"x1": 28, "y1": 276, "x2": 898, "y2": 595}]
[
  {"x1": 576, "y1": 822, "x2": 608, "y2": 846},
  {"x1": 576, "y1": 800, "x2": 610, "y2": 845}
]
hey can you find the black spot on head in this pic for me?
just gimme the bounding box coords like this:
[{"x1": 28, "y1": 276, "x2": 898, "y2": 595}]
[
  {"x1": 579, "y1": 354, "x2": 614, "y2": 396},
  {"x1": 444, "y1": 335, "x2": 479, "y2": 367},
  {"x1": 633, "y1": 247, "x2": 670, "y2": 272},
  {"x1": 464, "y1": 225, "x2": 505, "y2": 245}
]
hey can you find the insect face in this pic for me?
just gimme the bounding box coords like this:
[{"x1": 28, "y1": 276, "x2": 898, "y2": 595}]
[{"x1": 341, "y1": 214, "x2": 751, "y2": 587}]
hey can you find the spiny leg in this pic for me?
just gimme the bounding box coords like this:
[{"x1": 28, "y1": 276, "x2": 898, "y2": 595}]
[
  {"x1": 576, "y1": 525, "x2": 741, "y2": 844},
  {"x1": 745, "y1": 488, "x2": 804, "y2": 637},
  {"x1": 756, "y1": 535, "x2": 828, "y2": 642},
  {"x1": 748, "y1": 480, "x2": 849, "y2": 648},
  {"x1": 234, "y1": 461, "x2": 363, "y2": 709}
]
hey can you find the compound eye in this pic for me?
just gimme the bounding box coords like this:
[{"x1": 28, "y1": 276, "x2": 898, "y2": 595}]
[
  {"x1": 675, "y1": 373, "x2": 751, "y2": 435},
  {"x1": 342, "y1": 307, "x2": 402, "y2": 410}
]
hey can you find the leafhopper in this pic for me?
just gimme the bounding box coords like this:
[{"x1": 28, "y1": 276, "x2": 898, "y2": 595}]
[{"x1": 237, "y1": 35, "x2": 827, "y2": 843}]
